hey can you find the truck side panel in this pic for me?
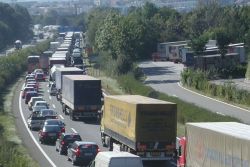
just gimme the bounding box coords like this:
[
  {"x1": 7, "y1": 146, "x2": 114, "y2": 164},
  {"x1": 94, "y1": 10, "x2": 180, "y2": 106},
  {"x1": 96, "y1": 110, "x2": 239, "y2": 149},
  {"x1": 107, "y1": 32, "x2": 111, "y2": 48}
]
[
  {"x1": 186, "y1": 123, "x2": 250, "y2": 167},
  {"x1": 103, "y1": 96, "x2": 177, "y2": 147}
]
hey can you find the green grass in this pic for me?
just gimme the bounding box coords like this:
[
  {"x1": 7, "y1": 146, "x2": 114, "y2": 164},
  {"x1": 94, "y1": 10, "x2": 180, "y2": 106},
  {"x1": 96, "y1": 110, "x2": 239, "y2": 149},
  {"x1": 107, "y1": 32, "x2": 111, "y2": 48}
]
[{"x1": 0, "y1": 74, "x2": 40, "y2": 167}]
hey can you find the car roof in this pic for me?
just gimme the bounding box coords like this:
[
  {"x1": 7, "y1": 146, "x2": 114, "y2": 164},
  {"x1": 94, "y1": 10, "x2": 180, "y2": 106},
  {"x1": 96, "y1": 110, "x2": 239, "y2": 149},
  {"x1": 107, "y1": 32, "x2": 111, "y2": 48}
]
[
  {"x1": 33, "y1": 106, "x2": 47, "y2": 110},
  {"x1": 41, "y1": 109, "x2": 54, "y2": 112},
  {"x1": 31, "y1": 97, "x2": 43, "y2": 100},
  {"x1": 23, "y1": 87, "x2": 34, "y2": 89},
  {"x1": 26, "y1": 91, "x2": 37, "y2": 94},
  {"x1": 35, "y1": 101, "x2": 47, "y2": 103},
  {"x1": 63, "y1": 132, "x2": 79, "y2": 136},
  {"x1": 44, "y1": 125, "x2": 60, "y2": 127},
  {"x1": 75, "y1": 141, "x2": 96, "y2": 145}
]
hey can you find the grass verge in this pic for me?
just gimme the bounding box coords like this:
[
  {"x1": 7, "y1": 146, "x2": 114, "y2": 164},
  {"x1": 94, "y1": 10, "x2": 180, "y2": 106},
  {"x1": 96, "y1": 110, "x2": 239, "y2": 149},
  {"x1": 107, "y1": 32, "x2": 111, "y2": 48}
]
[{"x1": 0, "y1": 74, "x2": 39, "y2": 167}]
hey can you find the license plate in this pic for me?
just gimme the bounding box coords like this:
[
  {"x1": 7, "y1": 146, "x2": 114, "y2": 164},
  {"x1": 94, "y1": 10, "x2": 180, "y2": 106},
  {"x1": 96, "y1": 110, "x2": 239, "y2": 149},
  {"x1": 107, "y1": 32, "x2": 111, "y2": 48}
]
[
  {"x1": 84, "y1": 153, "x2": 93, "y2": 155},
  {"x1": 48, "y1": 133, "x2": 56, "y2": 136},
  {"x1": 151, "y1": 152, "x2": 159, "y2": 156}
]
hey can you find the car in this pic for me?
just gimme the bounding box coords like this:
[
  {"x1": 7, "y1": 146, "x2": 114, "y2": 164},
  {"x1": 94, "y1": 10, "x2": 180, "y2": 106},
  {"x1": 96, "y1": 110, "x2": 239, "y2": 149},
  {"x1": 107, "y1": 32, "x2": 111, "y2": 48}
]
[
  {"x1": 25, "y1": 76, "x2": 34, "y2": 82},
  {"x1": 27, "y1": 114, "x2": 46, "y2": 131},
  {"x1": 67, "y1": 141, "x2": 100, "y2": 166},
  {"x1": 26, "y1": 83, "x2": 38, "y2": 92},
  {"x1": 41, "y1": 119, "x2": 66, "y2": 133},
  {"x1": 25, "y1": 81, "x2": 39, "y2": 88},
  {"x1": 56, "y1": 133, "x2": 82, "y2": 155},
  {"x1": 48, "y1": 81, "x2": 56, "y2": 95},
  {"x1": 26, "y1": 74, "x2": 35, "y2": 78},
  {"x1": 38, "y1": 125, "x2": 62, "y2": 144},
  {"x1": 72, "y1": 48, "x2": 82, "y2": 58},
  {"x1": 32, "y1": 106, "x2": 48, "y2": 116},
  {"x1": 28, "y1": 97, "x2": 44, "y2": 110},
  {"x1": 38, "y1": 109, "x2": 58, "y2": 119},
  {"x1": 35, "y1": 73, "x2": 46, "y2": 81},
  {"x1": 21, "y1": 87, "x2": 35, "y2": 98},
  {"x1": 26, "y1": 78, "x2": 36, "y2": 84},
  {"x1": 33, "y1": 101, "x2": 49, "y2": 110},
  {"x1": 24, "y1": 91, "x2": 38, "y2": 104},
  {"x1": 33, "y1": 69, "x2": 44, "y2": 75}
]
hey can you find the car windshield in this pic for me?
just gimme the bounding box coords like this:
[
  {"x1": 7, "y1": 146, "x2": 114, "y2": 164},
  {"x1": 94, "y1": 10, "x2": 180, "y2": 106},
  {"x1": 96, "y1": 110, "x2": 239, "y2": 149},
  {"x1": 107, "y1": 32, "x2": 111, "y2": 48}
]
[
  {"x1": 32, "y1": 98, "x2": 43, "y2": 102},
  {"x1": 33, "y1": 106, "x2": 47, "y2": 111}
]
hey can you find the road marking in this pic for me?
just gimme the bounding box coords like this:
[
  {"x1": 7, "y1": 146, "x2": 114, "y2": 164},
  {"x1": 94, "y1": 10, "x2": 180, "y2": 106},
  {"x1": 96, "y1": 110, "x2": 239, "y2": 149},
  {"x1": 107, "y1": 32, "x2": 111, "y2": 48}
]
[
  {"x1": 170, "y1": 162, "x2": 177, "y2": 166},
  {"x1": 172, "y1": 94, "x2": 178, "y2": 97},
  {"x1": 71, "y1": 128, "x2": 77, "y2": 133},
  {"x1": 52, "y1": 104, "x2": 55, "y2": 108},
  {"x1": 19, "y1": 83, "x2": 57, "y2": 167},
  {"x1": 216, "y1": 112, "x2": 225, "y2": 116},
  {"x1": 178, "y1": 82, "x2": 250, "y2": 112},
  {"x1": 49, "y1": 96, "x2": 51, "y2": 99},
  {"x1": 47, "y1": 90, "x2": 49, "y2": 92},
  {"x1": 59, "y1": 115, "x2": 64, "y2": 119}
]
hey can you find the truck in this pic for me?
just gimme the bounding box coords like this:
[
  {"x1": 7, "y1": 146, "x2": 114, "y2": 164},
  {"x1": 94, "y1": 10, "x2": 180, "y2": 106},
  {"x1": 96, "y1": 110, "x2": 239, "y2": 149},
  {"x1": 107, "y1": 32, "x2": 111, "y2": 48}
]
[
  {"x1": 100, "y1": 95, "x2": 177, "y2": 161},
  {"x1": 176, "y1": 122, "x2": 250, "y2": 167},
  {"x1": 49, "y1": 42, "x2": 61, "y2": 52},
  {"x1": 169, "y1": 44, "x2": 186, "y2": 63},
  {"x1": 14, "y1": 40, "x2": 22, "y2": 49},
  {"x1": 40, "y1": 51, "x2": 53, "y2": 73},
  {"x1": 38, "y1": 32, "x2": 44, "y2": 39},
  {"x1": 55, "y1": 67, "x2": 85, "y2": 101},
  {"x1": 49, "y1": 64, "x2": 65, "y2": 81},
  {"x1": 152, "y1": 41, "x2": 187, "y2": 61},
  {"x1": 61, "y1": 75, "x2": 102, "y2": 120},
  {"x1": 49, "y1": 57, "x2": 67, "y2": 69}
]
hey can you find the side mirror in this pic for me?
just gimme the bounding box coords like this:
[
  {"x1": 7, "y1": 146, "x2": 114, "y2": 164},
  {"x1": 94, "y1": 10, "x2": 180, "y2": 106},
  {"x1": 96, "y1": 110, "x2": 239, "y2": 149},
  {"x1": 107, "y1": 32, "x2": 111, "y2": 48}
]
[{"x1": 63, "y1": 123, "x2": 66, "y2": 126}]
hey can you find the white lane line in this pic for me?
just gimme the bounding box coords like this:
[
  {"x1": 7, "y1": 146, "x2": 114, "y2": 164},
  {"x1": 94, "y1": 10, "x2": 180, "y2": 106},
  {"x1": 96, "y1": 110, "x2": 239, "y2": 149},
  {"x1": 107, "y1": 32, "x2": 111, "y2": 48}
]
[
  {"x1": 19, "y1": 83, "x2": 57, "y2": 167},
  {"x1": 172, "y1": 94, "x2": 178, "y2": 97},
  {"x1": 59, "y1": 115, "x2": 64, "y2": 119},
  {"x1": 52, "y1": 104, "x2": 55, "y2": 108},
  {"x1": 71, "y1": 128, "x2": 77, "y2": 133},
  {"x1": 178, "y1": 82, "x2": 250, "y2": 112},
  {"x1": 47, "y1": 90, "x2": 49, "y2": 92},
  {"x1": 170, "y1": 162, "x2": 177, "y2": 166},
  {"x1": 216, "y1": 112, "x2": 225, "y2": 116},
  {"x1": 49, "y1": 96, "x2": 51, "y2": 99}
]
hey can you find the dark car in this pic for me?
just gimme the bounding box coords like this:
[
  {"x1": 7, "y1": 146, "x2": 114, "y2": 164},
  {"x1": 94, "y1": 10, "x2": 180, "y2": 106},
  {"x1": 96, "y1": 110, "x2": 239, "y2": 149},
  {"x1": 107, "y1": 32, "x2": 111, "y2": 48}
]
[
  {"x1": 67, "y1": 141, "x2": 100, "y2": 166},
  {"x1": 38, "y1": 109, "x2": 58, "y2": 119},
  {"x1": 38, "y1": 125, "x2": 62, "y2": 144},
  {"x1": 35, "y1": 73, "x2": 46, "y2": 81},
  {"x1": 21, "y1": 87, "x2": 35, "y2": 98},
  {"x1": 56, "y1": 133, "x2": 82, "y2": 155},
  {"x1": 41, "y1": 119, "x2": 66, "y2": 132},
  {"x1": 25, "y1": 91, "x2": 38, "y2": 104}
]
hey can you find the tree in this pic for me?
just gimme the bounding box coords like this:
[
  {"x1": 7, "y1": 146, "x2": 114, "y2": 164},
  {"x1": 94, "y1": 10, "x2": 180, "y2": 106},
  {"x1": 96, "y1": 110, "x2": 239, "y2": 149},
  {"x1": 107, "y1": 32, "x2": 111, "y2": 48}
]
[
  {"x1": 214, "y1": 28, "x2": 231, "y2": 58},
  {"x1": 188, "y1": 33, "x2": 209, "y2": 56}
]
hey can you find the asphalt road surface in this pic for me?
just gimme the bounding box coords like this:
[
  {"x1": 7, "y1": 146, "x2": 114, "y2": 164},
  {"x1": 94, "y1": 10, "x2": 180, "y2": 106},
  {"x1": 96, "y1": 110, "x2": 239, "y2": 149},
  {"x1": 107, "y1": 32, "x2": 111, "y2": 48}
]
[
  {"x1": 138, "y1": 60, "x2": 250, "y2": 124},
  {"x1": 13, "y1": 75, "x2": 176, "y2": 167}
]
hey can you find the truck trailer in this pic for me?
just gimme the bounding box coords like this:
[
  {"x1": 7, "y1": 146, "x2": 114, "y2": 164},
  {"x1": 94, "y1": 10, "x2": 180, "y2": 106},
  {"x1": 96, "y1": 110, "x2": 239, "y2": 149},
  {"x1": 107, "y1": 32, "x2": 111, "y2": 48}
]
[
  {"x1": 177, "y1": 122, "x2": 250, "y2": 167},
  {"x1": 100, "y1": 95, "x2": 177, "y2": 161},
  {"x1": 55, "y1": 67, "x2": 84, "y2": 101},
  {"x1": 61, "y1": 75, "x2": 102, "y2": 120}
]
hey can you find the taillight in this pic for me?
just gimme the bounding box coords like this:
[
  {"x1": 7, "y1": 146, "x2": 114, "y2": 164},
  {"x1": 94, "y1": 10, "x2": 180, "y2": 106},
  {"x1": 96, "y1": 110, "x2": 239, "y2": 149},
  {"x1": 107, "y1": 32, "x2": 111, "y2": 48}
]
[
  {"x1": 61, "y1": 127, "x2": 65, "y2": 130},
  {"x1": 36, "y1": 84, "x2": 38, "y2": 87},
  {"x1": 75, "y1": 146, "x2": 80, "y2": 155},
  {"x1": 97, "y1": 147, "x2": 101, "y2": 152},
  {"x1": 22, "y1": 92, "x2": 24, "y2": 94},
  {"x1": 61, "y1": 141, "x2": 65, "y2": 145},
  {"x1": 58, "y1": 132, "x2": 62, "y2": 136},
  {"x1": 43, "y1": 76, "x2": 46, "y2": 79},
  {"x1": 54, "y1": 116, "x2": 58, "y2": 119},
  {"x1": 41, "y1": 132, "x2": 47, "y2": 136}
]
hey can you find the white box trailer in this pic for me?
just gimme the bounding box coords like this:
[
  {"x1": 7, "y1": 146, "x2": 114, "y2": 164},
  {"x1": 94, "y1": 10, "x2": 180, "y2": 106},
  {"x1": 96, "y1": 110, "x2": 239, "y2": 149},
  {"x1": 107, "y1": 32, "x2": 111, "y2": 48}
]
[{"x1": 177, "y1": 122, "x2": 250, "y2": 167}]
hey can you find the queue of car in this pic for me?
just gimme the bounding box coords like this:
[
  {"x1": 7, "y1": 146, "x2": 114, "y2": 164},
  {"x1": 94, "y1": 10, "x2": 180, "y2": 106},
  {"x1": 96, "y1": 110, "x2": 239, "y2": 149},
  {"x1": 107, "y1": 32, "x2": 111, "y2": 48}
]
[{"x1": 23, "y1": 68, "x2": 101, "y2": 166}]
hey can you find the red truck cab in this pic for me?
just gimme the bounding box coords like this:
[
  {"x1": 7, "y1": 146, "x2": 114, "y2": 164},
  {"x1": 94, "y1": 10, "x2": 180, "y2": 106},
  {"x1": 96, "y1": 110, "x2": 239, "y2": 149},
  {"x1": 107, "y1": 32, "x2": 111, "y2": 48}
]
[{"x1": 177, "y1": 137, "x2": 186, "y2": 167}]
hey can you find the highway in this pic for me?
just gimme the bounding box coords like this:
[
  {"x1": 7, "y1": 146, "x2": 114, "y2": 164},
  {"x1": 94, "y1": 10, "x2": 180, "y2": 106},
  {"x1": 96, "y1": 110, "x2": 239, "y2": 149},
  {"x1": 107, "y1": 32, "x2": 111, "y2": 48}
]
[
  {"x1": 138, "y1": 60, "x2": 250, "y2": 124},
  {"x1": 13, "y1": 76, "x2": 176, "y2": 167}
]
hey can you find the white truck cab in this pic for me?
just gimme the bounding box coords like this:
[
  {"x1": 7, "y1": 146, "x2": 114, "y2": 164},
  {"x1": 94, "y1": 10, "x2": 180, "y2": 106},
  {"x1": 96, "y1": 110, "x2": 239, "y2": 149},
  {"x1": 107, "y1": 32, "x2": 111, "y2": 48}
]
[{"x1": 87, "y1": 151, "x2": 143, "y2": 167}]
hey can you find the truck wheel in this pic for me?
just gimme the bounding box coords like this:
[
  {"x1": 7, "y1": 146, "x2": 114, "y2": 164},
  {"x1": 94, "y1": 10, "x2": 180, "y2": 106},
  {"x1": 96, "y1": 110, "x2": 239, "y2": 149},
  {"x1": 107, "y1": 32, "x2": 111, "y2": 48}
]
[{"x1": 107, "y1": 137, "x2": 113, "y2": 151}]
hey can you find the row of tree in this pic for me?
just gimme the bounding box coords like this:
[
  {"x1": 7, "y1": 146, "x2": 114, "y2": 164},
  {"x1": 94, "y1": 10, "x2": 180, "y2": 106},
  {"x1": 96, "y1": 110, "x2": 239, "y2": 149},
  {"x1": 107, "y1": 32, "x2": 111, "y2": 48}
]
[
  {"x1": 0, "y1": 3, "x2": 33, "y2": 50},
  {"x1": 33, "y1": 2, "x2": 250, "y2": 76}
]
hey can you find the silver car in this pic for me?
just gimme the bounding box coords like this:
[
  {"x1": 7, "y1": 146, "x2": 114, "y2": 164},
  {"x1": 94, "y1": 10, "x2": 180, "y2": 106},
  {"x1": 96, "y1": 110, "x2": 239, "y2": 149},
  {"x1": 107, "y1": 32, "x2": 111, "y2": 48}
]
[{"x1": 49, "y1": 82, "x2": 56, "y2": 95}]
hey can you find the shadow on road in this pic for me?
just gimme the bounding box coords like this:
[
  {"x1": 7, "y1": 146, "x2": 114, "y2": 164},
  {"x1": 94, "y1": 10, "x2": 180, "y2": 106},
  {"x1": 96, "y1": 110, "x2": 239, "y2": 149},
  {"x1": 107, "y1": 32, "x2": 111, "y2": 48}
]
[
  {"x1": 139, "y1": 66, "x2": 179, "y2": 76},
  {"x1": 144, "y1": 79, "x2": 180, "y2": 84}
]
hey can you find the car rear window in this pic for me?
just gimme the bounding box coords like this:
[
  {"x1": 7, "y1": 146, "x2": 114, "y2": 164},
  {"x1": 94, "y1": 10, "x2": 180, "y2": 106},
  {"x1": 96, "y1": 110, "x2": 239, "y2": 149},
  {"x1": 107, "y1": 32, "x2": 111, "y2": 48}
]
[
  {"x1": 65, "y1": 135, "x2": 81, "y2": 141},
  {"x1": 46, "y1": 121, "x2": 62, "y2": 125},
  {"x1": 37, "y1": 74, "x2": 43, "y2": 77},
  {"x1": 80, "y1": 144, "x2": 97, "y2": 151},
  {"x1": 44, "y1": 126, "x2": 60, "y2": 132}
]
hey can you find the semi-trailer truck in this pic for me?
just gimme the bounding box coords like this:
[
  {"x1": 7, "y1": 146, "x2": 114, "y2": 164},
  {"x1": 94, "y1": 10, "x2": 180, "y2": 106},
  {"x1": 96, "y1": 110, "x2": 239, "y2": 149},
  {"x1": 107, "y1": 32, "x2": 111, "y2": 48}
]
[
  {"x1": 100, "y1": 95, "x2": 177, "y2": 161},
  {"x1": 177, "y1": 122, "x2": 250, "y2": 167},
  {"x1": 55, "y1": 67, "x2": 85, "y2": 101},
  {"x1": 61, "y1": 75, "x2": 102, "y2": 120}
]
